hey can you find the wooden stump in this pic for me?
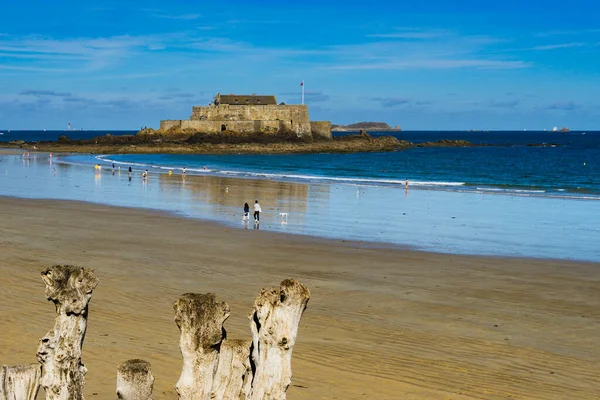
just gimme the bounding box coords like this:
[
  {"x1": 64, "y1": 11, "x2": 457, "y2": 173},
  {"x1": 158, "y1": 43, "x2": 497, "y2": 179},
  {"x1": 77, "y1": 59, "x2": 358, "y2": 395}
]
[
  {"x1": 173, "y1": 293, "x2": 230, "y2": 400},
  {"x1": 0, "y1": 364, "x2": 41, "y2": 400},
  {"x1": 173, "y1": 279, "x2": 309, "y2": 400},
  {"x1": 116, "y1": 359, "x2": 154, "y2": 400},
  {"x1": 247, "y1": 279, "x2": 310, "y2": 400},
  {"x1": 212, "y1": 339, "x2": 252, "y2": 399},
  {"x1": 36, "y1": 265, "x2": 98, "y2": 400}
]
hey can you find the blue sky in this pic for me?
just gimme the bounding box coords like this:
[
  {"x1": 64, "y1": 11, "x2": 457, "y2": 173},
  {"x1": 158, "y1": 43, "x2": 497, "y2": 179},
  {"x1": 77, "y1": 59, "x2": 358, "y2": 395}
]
[{"x1": 1, "y1": 0, "x2": 599, "y2": 130}]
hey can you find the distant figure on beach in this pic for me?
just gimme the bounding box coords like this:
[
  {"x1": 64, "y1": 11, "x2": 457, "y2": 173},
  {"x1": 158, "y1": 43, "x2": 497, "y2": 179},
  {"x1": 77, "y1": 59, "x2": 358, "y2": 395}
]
[
  {"x1": 243, "y1": 202, "x2": 250, "y2": 222},
  {"x1": 253, "y1": 200, "x2": 262, "y2": 223},
  {"x1": 142, "y1": 169, "x2": 148, "y2": 180},
  {"x1": 183, "y1": 167, "x2": 186, "y2": 175},
  {"x1": 53, "y1": 167, "x2": 56, "y2": 176},
  {"x1": 112, "y1": 163, "x2": 115, "y2": 172},
  {"x1": 203, "y1": 165, "x2": 206, "y2": 171},
  {"x1": 405, "y1": 179, "x2": 409, "y2": 189}
]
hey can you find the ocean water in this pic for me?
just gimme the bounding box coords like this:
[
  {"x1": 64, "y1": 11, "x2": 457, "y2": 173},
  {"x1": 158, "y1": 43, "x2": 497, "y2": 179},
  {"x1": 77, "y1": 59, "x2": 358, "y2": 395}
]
[
  {"x1": 53, "y1": 130, "x2": 600, "y2": 199},
  {"x1": 0, "y1": 130, "x2": 137, "y2": 143},
  {"x1": 1, "y1": 150, "x2": 599, "y2": 261}
]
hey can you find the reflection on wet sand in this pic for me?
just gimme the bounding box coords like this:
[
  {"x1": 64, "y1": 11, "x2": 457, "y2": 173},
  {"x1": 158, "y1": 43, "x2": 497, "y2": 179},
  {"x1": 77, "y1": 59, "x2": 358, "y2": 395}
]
[{"x1": 157, "y1": 173, "x2": 327, "y2": 223}]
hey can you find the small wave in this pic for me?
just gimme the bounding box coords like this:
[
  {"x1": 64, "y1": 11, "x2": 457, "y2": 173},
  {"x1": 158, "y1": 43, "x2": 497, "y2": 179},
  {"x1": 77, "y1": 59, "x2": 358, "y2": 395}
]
[
  {"x1": 95, "y1": 157, "x2": 465, "y2": 187},
  {"x1": 214, "y1": 169, "x2": 465, "y2": 187},
  {"x1": 476, "y1": 187, "x2": 546, "y2": 194}
]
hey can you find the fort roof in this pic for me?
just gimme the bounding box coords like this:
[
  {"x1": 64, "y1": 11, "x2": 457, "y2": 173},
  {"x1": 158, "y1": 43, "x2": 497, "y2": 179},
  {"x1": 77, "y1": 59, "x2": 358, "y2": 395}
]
[{"x1": 215, "y1": 93, "x2": 277, "y2": 105}]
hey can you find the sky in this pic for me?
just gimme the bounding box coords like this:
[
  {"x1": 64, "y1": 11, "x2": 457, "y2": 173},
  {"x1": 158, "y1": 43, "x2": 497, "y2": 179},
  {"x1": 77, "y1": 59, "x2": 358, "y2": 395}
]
[{"x1": 1, "y1": 0, "x2": 599, "y2": 130}]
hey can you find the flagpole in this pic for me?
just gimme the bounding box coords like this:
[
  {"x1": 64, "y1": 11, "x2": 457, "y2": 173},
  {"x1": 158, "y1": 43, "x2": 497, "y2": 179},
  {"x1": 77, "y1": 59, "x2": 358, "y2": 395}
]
[{"x1": 301, "y1": 81, "x2": 304, "y2": 105}]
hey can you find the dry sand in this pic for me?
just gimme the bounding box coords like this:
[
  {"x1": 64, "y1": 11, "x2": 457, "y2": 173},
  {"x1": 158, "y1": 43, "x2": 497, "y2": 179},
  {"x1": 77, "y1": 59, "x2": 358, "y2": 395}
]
[{"x1": 0, "y1": 197, "x2": 599, "y2": 399}]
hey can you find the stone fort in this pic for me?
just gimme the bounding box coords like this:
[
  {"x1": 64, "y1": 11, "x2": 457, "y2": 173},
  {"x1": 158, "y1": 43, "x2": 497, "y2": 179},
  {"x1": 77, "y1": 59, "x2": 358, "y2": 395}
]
[{"x1": 160, "y1": 93, "x2": 332, "y2": 140}]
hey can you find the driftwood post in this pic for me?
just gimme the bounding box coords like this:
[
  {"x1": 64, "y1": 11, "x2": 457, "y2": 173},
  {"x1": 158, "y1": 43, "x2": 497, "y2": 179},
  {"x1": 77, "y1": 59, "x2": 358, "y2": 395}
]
[
  {"x1": 174, "y1": 279, "x2": 309, "y2": 400},
  {"x1": 116, "y1": 359, "x2": 154, "y2": 400},
  {"x1": 211, "y1": 339, "x2": 252, "y2": 399},
  {"x1": 247, "y1": 279, "x2": 310, "y2": 400},
  {"x1": 0, "y1": 364, "x2": 41, "y2": 400},
  {"x1": 174, "y1": 293, "x2": 230, "y2": 399},
  {"x1": 36, "y1": 265, "x2": 99, "y2": 400}
]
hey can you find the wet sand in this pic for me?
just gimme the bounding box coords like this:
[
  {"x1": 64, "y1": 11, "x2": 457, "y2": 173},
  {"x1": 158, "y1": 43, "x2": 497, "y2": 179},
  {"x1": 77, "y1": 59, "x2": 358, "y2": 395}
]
[{"x1": 1, "y1": 198, "x2": 599, "y2": 398}]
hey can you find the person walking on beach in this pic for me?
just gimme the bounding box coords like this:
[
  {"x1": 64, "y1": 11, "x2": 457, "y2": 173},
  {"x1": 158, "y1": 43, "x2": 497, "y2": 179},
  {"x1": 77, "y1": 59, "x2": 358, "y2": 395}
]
[
  {"x1": 183, "y1": 167, "x2": 186, "y2": 176},
  {"x1": 405, "y1": 178, "x2": 409, "y2": 189},
  {"x1": 243, "y1": 202, "x2": 250, "y2": 222},
  {"x1": 253, "y1": 200, "x2": 262, "y2": 223}
]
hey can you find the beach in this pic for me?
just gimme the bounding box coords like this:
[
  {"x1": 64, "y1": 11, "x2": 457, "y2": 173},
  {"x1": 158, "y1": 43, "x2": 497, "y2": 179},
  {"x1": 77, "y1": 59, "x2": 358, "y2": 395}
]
[
  {"x1": 1, "y1": 149, "x2": 600, "y2": 399},
  {"x1": 1, "y1": 197, "x2": 599, "y2": 399}
]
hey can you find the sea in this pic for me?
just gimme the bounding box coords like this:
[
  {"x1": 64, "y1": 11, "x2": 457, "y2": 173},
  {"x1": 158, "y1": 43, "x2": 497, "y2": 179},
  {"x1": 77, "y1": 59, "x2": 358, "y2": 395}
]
[
  {"x1": 2, "y1": 129, "x2": 598, "y2": 199},
  {"x1": 1, "y1": 129, "x2": 599, "y2": 261}
]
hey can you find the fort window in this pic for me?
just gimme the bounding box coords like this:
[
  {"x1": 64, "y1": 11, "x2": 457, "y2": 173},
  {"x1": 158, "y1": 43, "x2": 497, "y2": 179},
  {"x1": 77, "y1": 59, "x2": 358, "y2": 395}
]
[{"x1": 221, "y1": 124, "x2": 227, "y2": 132}]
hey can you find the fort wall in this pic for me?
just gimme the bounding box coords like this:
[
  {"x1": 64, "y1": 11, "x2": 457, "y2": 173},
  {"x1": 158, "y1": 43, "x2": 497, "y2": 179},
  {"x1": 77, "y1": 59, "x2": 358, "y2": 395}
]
[
  {"x1": 158, "y1": 95, "x2": 331, "y2": 140},
  {"x1": 310, "y1": 121, "x2": 332, "y2": 140},
  {"x1": 190, "y1": 104, "x2": 311, "y2": 136},
  {"x1": 160, "y1": 120, "x2": 183, "y2": 131}
]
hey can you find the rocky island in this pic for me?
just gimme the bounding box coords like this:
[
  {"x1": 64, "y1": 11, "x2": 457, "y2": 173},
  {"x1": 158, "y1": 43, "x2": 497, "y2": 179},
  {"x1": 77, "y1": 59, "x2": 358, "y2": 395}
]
[
  {"x1": 6, "y1": 130, "x2": 478, "y2": 155},
  {"x1": 331, "y1": 122, "x2": 402, "y2": 132}
]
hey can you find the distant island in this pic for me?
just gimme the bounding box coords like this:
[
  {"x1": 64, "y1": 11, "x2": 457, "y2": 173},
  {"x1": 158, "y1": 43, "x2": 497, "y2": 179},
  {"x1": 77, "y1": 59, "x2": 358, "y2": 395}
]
[
  {"x1": 5, "y1": 130, "x2": 479, "y2": 155},
  {"x1": 331, "y1": 122, "x2": 402, "y2": 132}
]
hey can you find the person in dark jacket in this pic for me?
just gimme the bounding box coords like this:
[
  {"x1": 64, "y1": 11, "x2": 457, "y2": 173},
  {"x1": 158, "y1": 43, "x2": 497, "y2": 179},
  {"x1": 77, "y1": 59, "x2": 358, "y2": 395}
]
[{"x1": 243, "y1": 202, "x2": 250, "y2": 222}]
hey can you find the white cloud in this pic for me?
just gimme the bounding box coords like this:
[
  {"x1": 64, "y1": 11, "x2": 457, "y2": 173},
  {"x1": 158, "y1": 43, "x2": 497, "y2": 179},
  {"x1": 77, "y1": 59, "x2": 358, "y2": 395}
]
[
  {"x1": 327, "y1": 59, "x2": 529, "y2": 70},
  {"x1": 532, "y1": 42, "x2": 586, "y2": 51},
  {"x1": 153, "y1": 13, "x2": 202, "y2": 20}
]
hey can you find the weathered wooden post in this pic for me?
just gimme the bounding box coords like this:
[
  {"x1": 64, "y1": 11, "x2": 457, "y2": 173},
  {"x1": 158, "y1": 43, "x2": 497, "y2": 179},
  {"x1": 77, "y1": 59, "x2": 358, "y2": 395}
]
[
  {"x1": 247, "y1": 279, "x2": 310, "y2": 400},
  {"x1": 173, "y1": 293, "x2": 230, "y2": 399},
  {"x1": 0, "y1": 364, "x2": 41, "y2": 400},
  {"x1": 36, "y1": 265, "x2": 99, "y2": 400},
  {"x1": 173, "y1": 279, "x2": 309, "y2": 400},
  {"x1": 116, "y1": 359, "x2": 154, "y2": 400},
  {"x1": 211, "y1": 339, "x2": 252, "y2": 399}
]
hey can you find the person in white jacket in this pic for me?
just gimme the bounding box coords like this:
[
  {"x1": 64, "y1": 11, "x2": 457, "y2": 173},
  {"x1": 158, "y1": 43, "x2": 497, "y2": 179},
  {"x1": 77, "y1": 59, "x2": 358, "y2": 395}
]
[{"x1": 253, "y1": 200, "x2": 262, "y2": 222}]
